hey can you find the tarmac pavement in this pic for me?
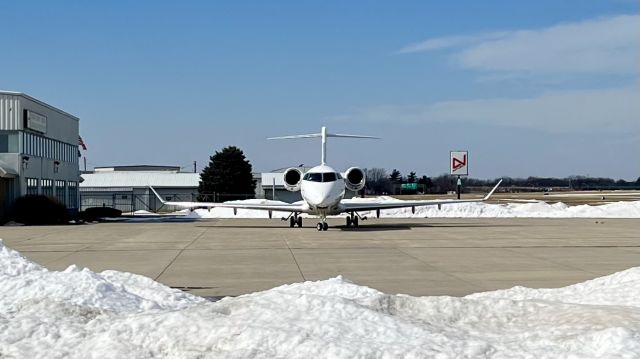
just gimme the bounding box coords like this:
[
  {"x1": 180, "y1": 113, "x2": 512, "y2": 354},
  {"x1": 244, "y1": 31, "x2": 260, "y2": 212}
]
[{"x1": 2, "y1": 217, "x2": 639, "y2": 297}]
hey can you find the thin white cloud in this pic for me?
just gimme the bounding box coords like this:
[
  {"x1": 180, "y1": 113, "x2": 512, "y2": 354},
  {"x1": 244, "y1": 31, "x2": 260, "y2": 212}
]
[
  {"x1": 400, "y1": 14, "x2": 640, "y2": 75},
  {"x1": 397, "y1": 32, "x2": 508, "y2": 53},
  {"x1": 330, "y1": 86, "x2": 640, "y2": 133}
]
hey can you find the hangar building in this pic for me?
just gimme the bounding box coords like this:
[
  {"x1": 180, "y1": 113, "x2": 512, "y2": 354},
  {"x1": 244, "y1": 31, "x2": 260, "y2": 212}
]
[
  {"x1": 80, "y1": 166, "x2": 200, "y2": 213},
  {"x1": 0, "y1": 91, "x2": 80, "y2": 219}
]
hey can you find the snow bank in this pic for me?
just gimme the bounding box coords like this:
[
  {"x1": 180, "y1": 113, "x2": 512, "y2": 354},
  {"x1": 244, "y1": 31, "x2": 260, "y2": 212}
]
[
  {"x1": 189, "y1": 198, "x2": 640, "y2": 219},
  {"x1": 2, "y1": 241, "x2": 640, "y2": 358}
]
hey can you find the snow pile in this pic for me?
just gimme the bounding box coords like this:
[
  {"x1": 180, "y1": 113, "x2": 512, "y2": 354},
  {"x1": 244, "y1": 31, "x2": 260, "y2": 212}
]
[
  {"x1": 189, "y1": 198, "x2": 640, "y2": 219},
  {"x1": 2, "y1": 241, "x2": 640, "y2": 358},
  {"x1": 354, "y1": 197, "x2": 640, "y2": 218}
]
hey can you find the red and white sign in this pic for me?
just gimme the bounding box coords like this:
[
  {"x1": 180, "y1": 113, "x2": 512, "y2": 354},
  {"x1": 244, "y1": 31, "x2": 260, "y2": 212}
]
[{"x1": 450, "y1": 151, "x2": 468, "y2": 176}]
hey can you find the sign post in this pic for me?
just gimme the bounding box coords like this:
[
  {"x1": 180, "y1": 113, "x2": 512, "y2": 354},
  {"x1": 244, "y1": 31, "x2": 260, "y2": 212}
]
[{"x1": 450, "y1": 151, "x2": 469, "y2": 199}]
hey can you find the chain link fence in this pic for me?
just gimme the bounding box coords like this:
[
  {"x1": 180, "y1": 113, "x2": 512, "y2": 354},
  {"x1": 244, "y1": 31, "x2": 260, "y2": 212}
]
[{"x1": 80, "y1": 190, "x2": 255, "y2": 213}]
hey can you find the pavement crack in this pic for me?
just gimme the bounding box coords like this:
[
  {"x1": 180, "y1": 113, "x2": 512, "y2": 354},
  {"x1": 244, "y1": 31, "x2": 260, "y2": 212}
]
[
  {"x1": 396, "y1": 247, "x2": 485, "y2": 291},
  {"x1": 154, "y1": 228, "x2": 207, "y2": 281},
  {"x1": 284, "y1": 237, "x2": 306, "y2": 282}
]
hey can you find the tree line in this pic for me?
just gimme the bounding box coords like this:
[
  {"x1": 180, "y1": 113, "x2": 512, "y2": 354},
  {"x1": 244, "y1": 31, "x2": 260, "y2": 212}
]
[
  {"x1": 194, "y1": 146, "x2": 639, "y2": 198},
  {"x1": 364, "y1": 168, "x2": 640, "y2": 194}
]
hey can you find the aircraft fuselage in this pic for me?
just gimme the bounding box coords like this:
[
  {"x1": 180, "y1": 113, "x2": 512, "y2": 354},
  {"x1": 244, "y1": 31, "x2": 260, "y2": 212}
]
[{"x1": 300, "y1": 164, "x2": 346, "y2": 217}]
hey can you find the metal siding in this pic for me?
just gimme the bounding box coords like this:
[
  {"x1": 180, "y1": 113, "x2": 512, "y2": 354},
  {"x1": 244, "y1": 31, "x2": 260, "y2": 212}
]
[
  {"x1": 0, "y1": 95, "x2": 21, "y2": 130},
  {"x1": 80, "y1": 172, "x2": 201, "y2": 188},
  {"x1": 19, "y1": 96, "x2": 78, "y2": 145}
]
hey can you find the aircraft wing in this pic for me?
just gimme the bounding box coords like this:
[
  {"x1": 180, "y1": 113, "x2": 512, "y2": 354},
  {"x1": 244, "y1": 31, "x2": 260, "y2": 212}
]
[
  {"x1": 149, "y1": 186, "x2": 308, "y2": 213},
  {"x1": 341, "y1": 179, "x2": 502, "y2": 212}
]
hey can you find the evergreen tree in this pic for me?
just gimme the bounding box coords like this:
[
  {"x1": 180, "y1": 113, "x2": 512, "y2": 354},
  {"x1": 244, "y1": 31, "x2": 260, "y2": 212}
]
[
  {"x1": 417, "y1": 175, "x2": 433, "y2": 193},
  {"x1": 389, "y1": 169, "x2": 402, "y2": 183},
  {"x1": 198, "y1": 146, "x2": 256, "y2": 201},
  {"x1": 407, "y1": 171, "x2": 417, "y2": 183}
]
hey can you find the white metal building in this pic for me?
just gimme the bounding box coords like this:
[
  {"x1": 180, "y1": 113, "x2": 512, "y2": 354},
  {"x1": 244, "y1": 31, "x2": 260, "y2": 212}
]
[
  {"x1": 0, "y1": 91, "x2": 80, "y2": 220},
  {"x1": 80, "y1": 166, "x2": 200, "y2": 212}
]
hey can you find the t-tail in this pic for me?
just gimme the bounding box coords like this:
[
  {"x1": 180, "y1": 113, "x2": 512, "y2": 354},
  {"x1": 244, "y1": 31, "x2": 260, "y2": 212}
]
[{"x1": 267, "y1": 126, "x2": 378, "y2": 165}]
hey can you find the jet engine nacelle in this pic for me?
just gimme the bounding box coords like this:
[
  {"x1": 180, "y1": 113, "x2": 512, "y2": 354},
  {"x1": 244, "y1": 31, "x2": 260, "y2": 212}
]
[
  {"x1": 344, "y1": 167, "x2": 366, "y2": 192},
  {"x1": 283, "y1": 168, "x2": 303, "y2": 192}
]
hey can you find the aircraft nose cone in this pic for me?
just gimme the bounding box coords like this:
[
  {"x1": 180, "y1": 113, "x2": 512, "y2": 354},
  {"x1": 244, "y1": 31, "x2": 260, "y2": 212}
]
[{"x1": 310, "y1": 192, "x2": 332, "y2": 207}]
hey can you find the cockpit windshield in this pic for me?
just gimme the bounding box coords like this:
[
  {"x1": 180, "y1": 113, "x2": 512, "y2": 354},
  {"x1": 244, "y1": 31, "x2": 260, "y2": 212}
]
[
  {"x1": 304, "y1": 173, "x2": 323, "y2": 182},
  {"x1": 323, "y1": 172, "x2": 337, "y2": 182},
  {"x1": 303, "y1": 172, "x2": 341, "y2": 183}
]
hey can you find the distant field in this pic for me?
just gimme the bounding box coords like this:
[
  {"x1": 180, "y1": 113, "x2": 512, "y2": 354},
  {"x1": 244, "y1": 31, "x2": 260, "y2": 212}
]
[{"x1": 392, "y1": 191, "x2": 640, "y2": 206}]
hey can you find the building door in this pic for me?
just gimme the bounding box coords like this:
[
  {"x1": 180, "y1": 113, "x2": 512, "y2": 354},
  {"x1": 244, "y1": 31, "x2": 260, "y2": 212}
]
[{"x1": 0, "y1": 178, "x2": 15, "y2": 221}]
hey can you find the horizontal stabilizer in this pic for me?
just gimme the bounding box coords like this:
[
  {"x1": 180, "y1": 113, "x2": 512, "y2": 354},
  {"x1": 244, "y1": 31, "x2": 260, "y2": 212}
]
[
  {"x1": 267, "y1": 126, "x2": 378, "y2": 165},
  {"x1": 268, "y1": 133, "x2": 379, "y2": 140}
]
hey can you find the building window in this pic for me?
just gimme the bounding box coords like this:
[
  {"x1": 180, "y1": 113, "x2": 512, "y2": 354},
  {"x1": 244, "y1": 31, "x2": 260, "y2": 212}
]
[
  {"x1": 21, "y1": 133, "x2": 79, "y2": 164},
  {"x1": 68, "y1": 181, "x2": 78, "y2": 208},
  {"x1": 26, "y1": 178, "x2": 39, "y2": 195},
  {"x1": 56, "y1": 180, "x2": 66, "y2": 206},
  {"x1": 0, "y1": 133, "x2": 18, "y2": 153},
  {"x1": 42, "y1": 179, "x2": 54, "y2": 198}
]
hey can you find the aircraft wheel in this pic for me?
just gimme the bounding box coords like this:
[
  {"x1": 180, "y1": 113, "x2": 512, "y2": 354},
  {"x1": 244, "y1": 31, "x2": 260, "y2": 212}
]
[
  {"x1": 353, "y1": 216, "x2": 359, "y2": 228},
  {"x1": 289, "y1": 216, "x2": 295, "y2": 228},
  {"x1": 316, "y1": 223, "x2": 323, "y2": 231},
  {"x1": 322, "y1": 222, "x2": 329, "y2": 231},
  {"x1": 346, "y1": 216, "x2": 352, "y2": 227},
  {"x1": 296, "y1": 216, "x2": 303, "y2": 227}
]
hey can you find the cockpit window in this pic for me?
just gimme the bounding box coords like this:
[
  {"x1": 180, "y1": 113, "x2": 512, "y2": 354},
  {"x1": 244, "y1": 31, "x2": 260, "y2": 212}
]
[
  {"x1": 323, "y1": 172, "x2": 337, "y2": 182},
  {"x1": 303, "y1": 172, "x2": 339, "y2": 182},
  {"x1": 304, "y1": 172, "x2": 322, "y2": 182}
]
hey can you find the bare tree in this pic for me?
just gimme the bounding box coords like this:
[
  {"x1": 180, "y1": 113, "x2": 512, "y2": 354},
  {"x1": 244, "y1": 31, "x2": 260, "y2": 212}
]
[{"x1": 364, "y1": 168, "x2": 391, "y2": 194}]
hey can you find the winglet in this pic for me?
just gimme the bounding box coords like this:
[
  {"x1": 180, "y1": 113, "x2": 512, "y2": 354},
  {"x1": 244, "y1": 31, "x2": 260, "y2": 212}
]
[
  {"x1": 149, "y1": 185, "x2": 166, "y2": 204},
  {"x1": 483, "y1": 179, "x2": 503, "y2": 200}
]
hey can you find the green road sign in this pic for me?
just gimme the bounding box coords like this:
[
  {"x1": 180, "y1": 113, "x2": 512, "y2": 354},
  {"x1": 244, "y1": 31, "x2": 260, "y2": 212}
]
[{"x1": 401, "y1": 183, "x2": 418, "y2": 190}]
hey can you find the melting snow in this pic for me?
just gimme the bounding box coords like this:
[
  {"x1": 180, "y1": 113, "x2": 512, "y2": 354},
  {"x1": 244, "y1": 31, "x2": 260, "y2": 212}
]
[
  {"x1": 188, "y1": 198, "x2": 640, "y2": 219},
  {"x1": 1, "y1": 241, "x2": 640, "y2": 358}
]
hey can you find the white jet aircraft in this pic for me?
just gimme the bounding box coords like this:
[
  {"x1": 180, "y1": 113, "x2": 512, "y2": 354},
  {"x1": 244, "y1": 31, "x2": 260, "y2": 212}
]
[{"x1": 151, "y1": 127, "x2": 502, "y2": 231}]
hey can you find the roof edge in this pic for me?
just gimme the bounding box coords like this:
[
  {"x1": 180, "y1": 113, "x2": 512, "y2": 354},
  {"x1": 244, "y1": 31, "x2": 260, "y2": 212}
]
[{"x1": 0, "y1": 90, "x2": 80, "y2": 121}]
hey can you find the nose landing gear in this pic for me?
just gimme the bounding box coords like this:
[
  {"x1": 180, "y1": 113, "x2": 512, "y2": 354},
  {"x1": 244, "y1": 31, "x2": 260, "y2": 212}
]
[{"x1": 316, "y1": 218, "x2": 329, "y2": 231}]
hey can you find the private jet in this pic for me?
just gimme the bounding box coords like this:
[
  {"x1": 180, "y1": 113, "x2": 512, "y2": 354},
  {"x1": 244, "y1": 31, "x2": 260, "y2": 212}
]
[{"x1": 151, "y1": 127, "x2": 502, "y2": 231}]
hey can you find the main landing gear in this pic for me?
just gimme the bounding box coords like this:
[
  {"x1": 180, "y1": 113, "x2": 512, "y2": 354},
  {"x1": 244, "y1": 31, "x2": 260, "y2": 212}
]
[
  {"x1": 346, "y1": 212, "x2": 365, "y2": 228},
  {"x1": 285, "y1": 213, "x2": 303, "y2": 228}
]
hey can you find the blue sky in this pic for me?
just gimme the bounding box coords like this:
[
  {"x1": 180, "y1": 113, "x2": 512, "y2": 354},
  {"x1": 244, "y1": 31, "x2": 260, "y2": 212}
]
[{"x1": 1, "y1": 1, "x2": 638, "y2": 179}]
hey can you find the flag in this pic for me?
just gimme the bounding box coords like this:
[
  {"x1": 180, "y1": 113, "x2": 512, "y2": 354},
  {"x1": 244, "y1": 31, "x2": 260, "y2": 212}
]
[{"x1": 79, "y1": 136, "x2": 87, "y2": 150}]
